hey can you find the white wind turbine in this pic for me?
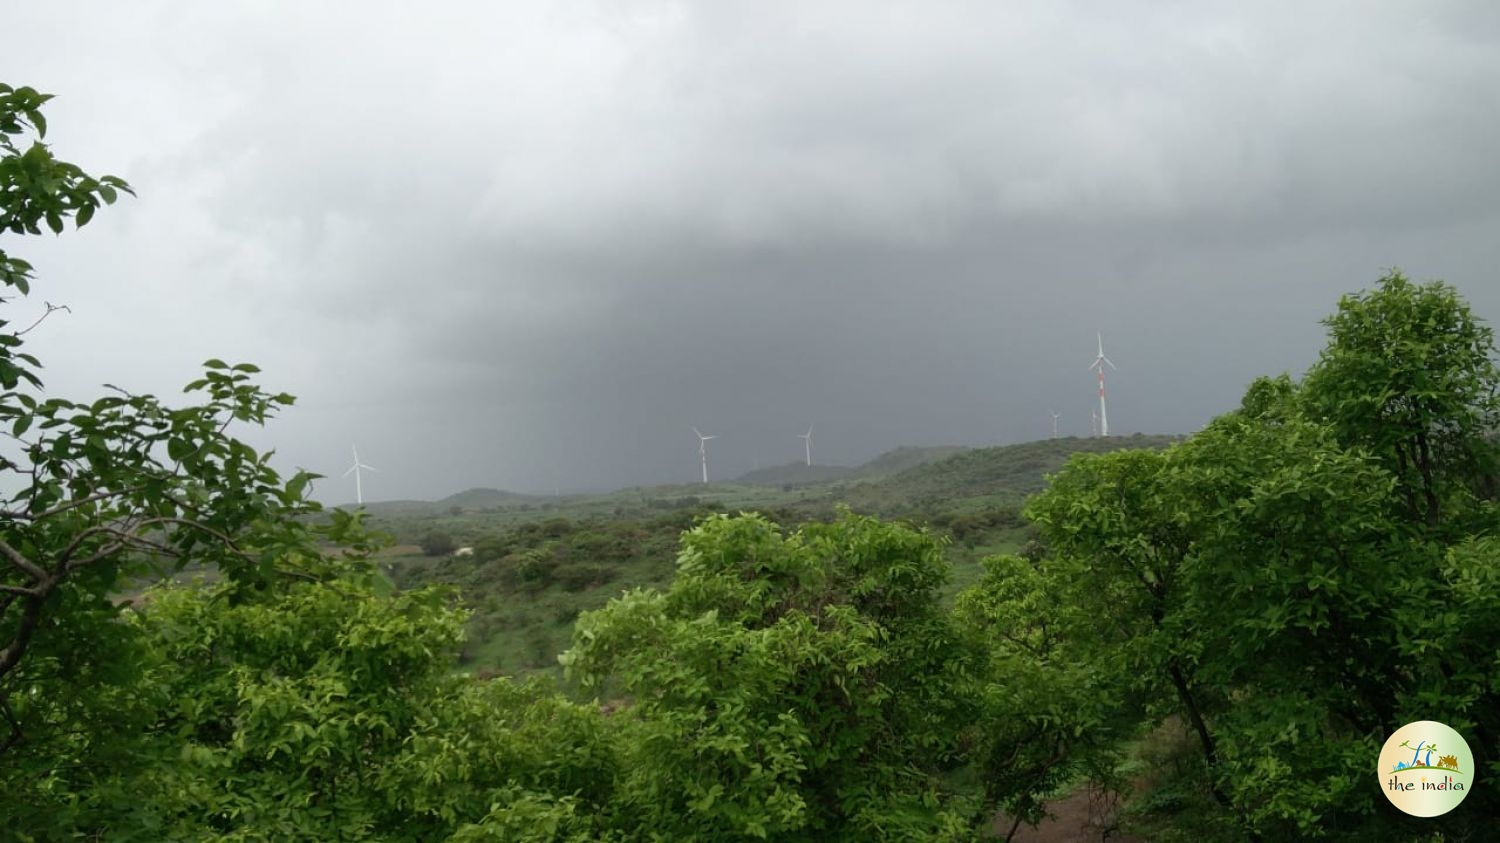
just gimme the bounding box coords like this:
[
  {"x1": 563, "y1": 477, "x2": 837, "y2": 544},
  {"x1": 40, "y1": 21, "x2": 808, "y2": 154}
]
[
  {"x1": 343, "y1": 444, "x2": 376, "y2": 506},
  {"x1": 798, "y1": 424, "x2": 814, "y2": 466},
  {"x1": 1089, "y1": 332, "x2": 1117, "y2": 438},
  {"x1": 1050, "y1": 410, "x2": 1061, "y2": 439},
  {"x1": 693, "y1": 427, "x2": 717, "y2": 484}
]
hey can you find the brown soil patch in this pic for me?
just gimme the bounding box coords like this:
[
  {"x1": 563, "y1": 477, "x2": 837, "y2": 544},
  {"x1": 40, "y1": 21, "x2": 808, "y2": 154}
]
[{"x1": 996, "y1": 784, "x2": 1142, "y2": 843}]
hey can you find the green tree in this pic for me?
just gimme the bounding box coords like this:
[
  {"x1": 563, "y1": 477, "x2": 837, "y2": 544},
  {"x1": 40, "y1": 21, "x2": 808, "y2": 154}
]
[
  {"x1": 0, "y1": 85, "x2": 370, "y2": 763},
  {"x1": 998, "y1": 273, "x2": 1500, "y2": 839},
  {"x1": 1302, "y1": 269, "x2": 1500, "y2": 528},
  {"x1": 421, "y1": 530, "x2": 457, "y2": 556},
  {"x1": 5, "y1": 568, "x2": 623, "y2": 841},
  {"x1": 1021, "y1": 448, "x2": 1231, "y2": 805},
  {"x1": 952, "y1": 552, "x2": 1138, "y2": 836},
  {"x1": 562, "y1": 511, "x2": 983, "y2": 841}
]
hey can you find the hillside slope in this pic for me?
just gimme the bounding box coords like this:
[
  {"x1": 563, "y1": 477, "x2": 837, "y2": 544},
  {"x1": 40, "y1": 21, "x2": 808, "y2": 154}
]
[
  {"x1": 732, "y1": 463, "x2": 856, "y2": 486},
  {"x1": 381, "y1": 433, "x2": 1187, "y2": 676},
  {"x1": 848, "y1": 445, "x2": 970, "y2": 479},
  {"x1": 833, "y1": 435, "x2": 1181, "y2": 512}
]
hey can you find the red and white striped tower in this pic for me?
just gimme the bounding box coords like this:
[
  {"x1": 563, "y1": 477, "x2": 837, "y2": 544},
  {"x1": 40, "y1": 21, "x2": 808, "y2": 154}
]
[{"x1": 1089, "y1": 332, "x2": 1116, "y2": 438}]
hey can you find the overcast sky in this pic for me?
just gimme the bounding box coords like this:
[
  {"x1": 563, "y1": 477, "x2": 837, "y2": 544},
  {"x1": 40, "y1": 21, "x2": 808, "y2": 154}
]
[{"x1": 8, "y1": 1, "x2": 1500, "y2": 501}]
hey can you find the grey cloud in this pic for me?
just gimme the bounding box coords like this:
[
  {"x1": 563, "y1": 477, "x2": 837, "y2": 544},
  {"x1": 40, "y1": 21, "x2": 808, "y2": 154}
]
[{"x1": 7, "y1": 1, "x2": 1500, "y2": 499}]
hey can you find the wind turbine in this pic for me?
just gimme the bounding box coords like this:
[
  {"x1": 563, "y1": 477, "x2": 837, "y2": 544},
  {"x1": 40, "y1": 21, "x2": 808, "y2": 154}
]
[
  {"x1": 1050, "y1": 410, "x2": 1061, "y2": 439},
  {"x1": 798, "y1": 424, "x2": 814, "y2": 466},
  {"x1": 343, "y1": 444, "x2": 376, "y2": 506},
  {"x1": 1089, "y1": 332, "x2": 1117, "y2": 437},
  {"x1": 692, "y1": 427, "x2": 717, "y2": 484}
]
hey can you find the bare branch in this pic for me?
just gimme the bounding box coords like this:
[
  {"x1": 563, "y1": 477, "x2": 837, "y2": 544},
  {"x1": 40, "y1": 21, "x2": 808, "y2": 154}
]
[
  {"x1": 0, "y1": 486, "x2": 138, "y2": 522},
  {"x1": 14, "y1": 301, "x2": 71, "y2": 337},
  {"x1": 57, "y1": 516, "x2": 253, "y2": 574}
]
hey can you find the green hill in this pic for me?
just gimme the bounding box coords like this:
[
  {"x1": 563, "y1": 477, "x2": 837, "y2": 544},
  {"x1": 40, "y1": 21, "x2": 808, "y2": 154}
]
[
  {"x1": 355, "y1": 488, "x2": 540, "y2": 518},
  {"x1": 377, "y1": 434, "x2": 1187, "y2": 676},
  {"x1": 832, "y1": 435, "x2": 1182, "y2": 513},
  {"x1": 437, "y1": 487, "x2": 541, "y2": 511},
  {"x1": 727, "y1": 446, "x2": 970, "y2": 488},
  {"x1": 732, "y1": 462, "x2": 856, "y2": 486},
  {"x1": 847, "y1": 445, "x2": 969, "y2": 479}
]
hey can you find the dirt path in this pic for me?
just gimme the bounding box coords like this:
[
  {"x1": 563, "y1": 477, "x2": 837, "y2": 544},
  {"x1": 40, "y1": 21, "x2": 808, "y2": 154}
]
[{"x1": 995, "y1": 785, "x2": 1142, "y2": 843}]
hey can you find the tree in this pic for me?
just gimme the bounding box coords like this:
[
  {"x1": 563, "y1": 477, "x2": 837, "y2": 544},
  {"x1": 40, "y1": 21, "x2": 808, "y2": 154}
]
[
  {"x1": 1302, "y1": 269, "x2": 1500, "y2": 529},
  {"x1": 1021, "y1": 448, "x2": 1231, "y2": 806},
  {"x1": 3, "y1": 565, "x2": 626, "y2": 841},
  {"x1": 1, "y1": 84, "x2": 374, "y2": 759},
  {"x1": 421, "y1": 530, "x2": 457, "y2": 556},
  {"x1": 995, "y1": 273, "x2": 1500, "y2": 839},
  {"x1": 561, "y1": 511, "x2": 983, "y2": 841},
  {"x1": 952, "y1": 552, "x2": 1138, "y2": 837}
]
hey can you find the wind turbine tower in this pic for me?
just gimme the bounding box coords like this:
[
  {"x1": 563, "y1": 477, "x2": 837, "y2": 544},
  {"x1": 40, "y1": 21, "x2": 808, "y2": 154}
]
[
  {"x1": 1089, "y1": 332, "x2": 1117, "y2": 437},
  {"x1": 693, "y1": 427, "x2": 717, "y2": 484},
  {"x1": 1050, "y1": 410, "x2": 1061, "y2": 439},
  {"x1": 343, "y1": 444, "x2": 376, "y2": 506},
  {"x1": 799, "y1": 425, "x2": 814, "y2": 466}
]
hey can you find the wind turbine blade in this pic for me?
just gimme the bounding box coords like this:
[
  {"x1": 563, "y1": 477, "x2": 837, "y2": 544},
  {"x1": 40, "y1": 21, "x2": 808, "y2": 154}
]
[
  {"x1": 343, "y1": 465, "x2": 357, "y2": 477},
  {"x1": 1103, "y1": 356, "x2": 1116, "y2": 370},
  {"x1": 692, "y1": 426, "x2": 704, "y2": 439}
]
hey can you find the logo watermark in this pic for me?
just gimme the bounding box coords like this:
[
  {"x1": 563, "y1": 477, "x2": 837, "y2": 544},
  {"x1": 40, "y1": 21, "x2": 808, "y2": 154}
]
[{"x1": 1379, "y1": 720, "x2": 1473, "y2": 817}]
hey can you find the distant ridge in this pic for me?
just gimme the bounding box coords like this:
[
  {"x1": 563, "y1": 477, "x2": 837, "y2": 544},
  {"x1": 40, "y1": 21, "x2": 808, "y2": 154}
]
[
  {"x1": 354, "y1": 487, "x2": 538, "y2": 515},
  {"x1": 847, "y1": 445, "x2": 969, "y2": 479},
  {"x1": 732, "y1": 463, "x2": 855, "y2": 486},
  {"x1": 351, "y1": 437, "x2": 1181, "y2": 513},
  {"x1": 835, "y1": 434, "x2": 1180, "y2": 512},
  {"x1": 732, "y1": 445, "x2": 969, "y2": 486},
  {"x1": 437, "y1": 487, "x2": 539, "y2": 509}
]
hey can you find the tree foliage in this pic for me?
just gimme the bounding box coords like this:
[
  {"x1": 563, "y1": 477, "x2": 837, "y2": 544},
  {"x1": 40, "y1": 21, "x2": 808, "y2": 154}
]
[
  {"x1": 0, "y1": 84, "x2": 377, "y2": 769},
  {"x1": 1303, "y1": 270, "x2": 1500, "y2": 528},
  {"x1": 966, "y1": 270, "x2": 1500, "y2": 839},
  {"x1": 562, "y1": 510, "x2": 984, "y2": 841}
]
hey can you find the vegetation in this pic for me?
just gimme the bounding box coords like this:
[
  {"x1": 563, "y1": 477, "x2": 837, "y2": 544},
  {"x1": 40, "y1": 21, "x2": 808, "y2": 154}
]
[
  {"x1": 964, "y1": 270, "x2": 1499, "y2": 839},
  {"x1": 4, "y1": 86, "x2": 1498, "y2": 840}
]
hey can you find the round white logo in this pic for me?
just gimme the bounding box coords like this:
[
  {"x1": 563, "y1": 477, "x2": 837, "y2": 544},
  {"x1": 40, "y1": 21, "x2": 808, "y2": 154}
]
[{"x1": 1378, "y1": 720, "x2": 1473, "y2": 817}]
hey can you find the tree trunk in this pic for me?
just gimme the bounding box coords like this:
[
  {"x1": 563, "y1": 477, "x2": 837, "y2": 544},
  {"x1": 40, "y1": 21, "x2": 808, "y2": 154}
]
[{"x1": 1167, "y1": 661, "x2": 1232, "y2": 809}]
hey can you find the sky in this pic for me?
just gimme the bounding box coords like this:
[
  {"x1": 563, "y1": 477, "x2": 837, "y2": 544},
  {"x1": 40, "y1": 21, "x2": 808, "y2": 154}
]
[{"x1": 8, "y1": 1, "x2": 1500, "y2": 502}]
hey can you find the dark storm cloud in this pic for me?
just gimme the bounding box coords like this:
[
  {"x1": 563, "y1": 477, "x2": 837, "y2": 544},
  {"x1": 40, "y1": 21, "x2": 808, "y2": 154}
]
[{"x1": 8, "y1": 1, "x2": 1500, "y2": 499}]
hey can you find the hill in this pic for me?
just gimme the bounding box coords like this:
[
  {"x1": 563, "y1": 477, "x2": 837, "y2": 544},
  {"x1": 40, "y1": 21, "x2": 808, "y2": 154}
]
[
  {"x1": 728, "y1": 446, "x2": 971, "y2": 488},
  {"x1": 355, "y1": 488, "x2": 540, "y2": 518},
  {"x1": 732, "y1": 462, "x2": 856, "y2": 486},
  {"x1": 833, "y1": 435, "x2": 1182, "y2": 513},
  {"x1": 376, "y1": 433, "x2": 1188, "y2": 676},
  {"x1": 847, "y1": 445, "x2": 969, "y2": 479},
  {"x1": 437, "y1": 487, "x2": 541, "y2": 511}
]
